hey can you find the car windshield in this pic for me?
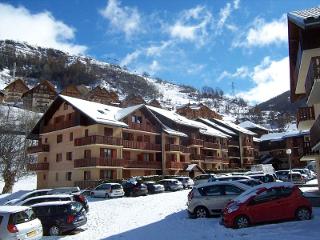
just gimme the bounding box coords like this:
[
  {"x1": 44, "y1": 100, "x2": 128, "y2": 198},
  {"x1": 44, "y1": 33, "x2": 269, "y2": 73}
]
[{"x1": 9, "y1": 209, "x2": 36, "y2": 225}]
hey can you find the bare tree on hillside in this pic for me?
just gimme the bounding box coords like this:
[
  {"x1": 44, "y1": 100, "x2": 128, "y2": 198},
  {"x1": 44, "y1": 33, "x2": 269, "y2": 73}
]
[{"x1": 0, "y1": 108, "x2": 39, "y2": 193}]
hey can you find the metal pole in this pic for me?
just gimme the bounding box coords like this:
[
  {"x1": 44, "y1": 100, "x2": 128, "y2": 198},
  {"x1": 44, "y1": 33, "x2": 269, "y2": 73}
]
[{"x1": 289, "y1": 153, "x2": 292, "y2": 182}]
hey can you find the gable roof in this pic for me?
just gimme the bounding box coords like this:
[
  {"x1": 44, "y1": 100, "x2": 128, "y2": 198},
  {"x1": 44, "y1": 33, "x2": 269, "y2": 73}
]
[
  {"x1": 3, "y1": 78, "x2": 29, "y2": 91},
  {"x1": 288, "y1": 7, "x2": 320, "y2": 29},
  {"x1": 211, "y1": 118, "x2": 256, "y2": 136},
  {"x1": 22, "y1": 80, "x2": 56, "y2": 97},
  {"x1": 198, "y1": 118, "x2": 237, "y2": 136},
  {"x1": 239, "y1": 120, "x2": 269, "y2": 132}
]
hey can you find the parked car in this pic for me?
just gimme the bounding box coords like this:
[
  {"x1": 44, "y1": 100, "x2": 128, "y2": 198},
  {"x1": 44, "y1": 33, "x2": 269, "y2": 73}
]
[
  {"x1": 237, "y1": 179, "x2": 262, "y2": 187},
  {"x1": 32, "y1": 201, "x2": 87, "y2": 236},
  {"x1": 144, "y1": 181, "x2": 165, "y2": 194},
  {"x1": 122, "y1": 181, "x2": 148, "y2": 197},
  {"x1": 47, "y1": 187, "x2": 81, "y2": 195},
  {"x1": 275, "y1": 170, "x2": 290, "y2": 181},
  {"x1": 4, "y1": 189, "x2": 52, "y2": 205},
  {"x1": 287, "y1": 172, "x2": 307, "y2": 184},
  {"x1": 17, "y1": 194, "x2": 89, "y2": 213},
  {"x1": 250, "y1": 173, "x2": 277, "y2": 183},
  {"x1": 193, "y1": 174, "x2": 216, "y2": 185},
  {"x1": 222, "y1": 182, "x2": 312, "y2": 228},
  {"x1": 209, "y1": 175, "x2": 253, "y2": 182},
  {"x1": 292, "y1": 168, "x2": 312, "y2": 181},
  {"x1": 187, "y1": 181, "x2": 250, "y2": 218},
  {"x1": 158, "y1": 179, "x2": 183, "y2": 191},
  {"x1": 174, "y1": 176, "x2": 194, "y2": 189},
  {"x1": 90, "y1": 183, "x2": 124, "y2": 198},
  {"x1": 0, "y1": 206, "x2": 43, "y2": 240}
]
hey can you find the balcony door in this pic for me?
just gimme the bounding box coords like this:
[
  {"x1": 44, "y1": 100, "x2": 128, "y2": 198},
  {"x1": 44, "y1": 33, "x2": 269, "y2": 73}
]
[{"x1": 100, "y1": 148, "x2": 116, "y2": 159}]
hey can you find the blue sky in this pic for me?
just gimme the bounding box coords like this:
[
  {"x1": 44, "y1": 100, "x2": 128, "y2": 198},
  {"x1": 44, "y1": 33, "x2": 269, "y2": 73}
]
[{"x1": 0, "y1": 0, "x2": 319, "y2": 103}]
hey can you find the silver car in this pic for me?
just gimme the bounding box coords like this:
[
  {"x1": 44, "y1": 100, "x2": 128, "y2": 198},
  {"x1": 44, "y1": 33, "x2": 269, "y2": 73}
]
[
  {"x1": 5, "y1": 189, "x2": 52, "y2": 205},
  {"x1": 187, "y1": 181, "x2": 250, "y2": 218},
  {"x1": 175, "y1": 177, "x2": 194, "y2": 189},
  {"x1": 193, "y1": 174, "x2": 216, "y2": 185},
  {"x1": 0, "y1": 206, "x2": 43, "y2": 240},
  {"x1": 90, "y1": 183, "x2": 125, "y2": 198}
]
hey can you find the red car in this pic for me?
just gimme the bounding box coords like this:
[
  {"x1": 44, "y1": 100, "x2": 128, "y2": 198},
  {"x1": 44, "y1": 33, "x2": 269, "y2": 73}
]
[{"x1": 222, "y1": 182, "x2": 312, "y2": 228}]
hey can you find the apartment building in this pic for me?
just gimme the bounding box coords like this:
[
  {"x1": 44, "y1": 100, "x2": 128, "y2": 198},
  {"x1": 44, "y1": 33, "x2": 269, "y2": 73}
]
[
  {"x1": 287, "y1": 7, "x2": 320, "y2": 189},
  {"x1": 176, "y1": 103, "x2": 222, "y2": 120},
  {"x1": 27, "y1": 95, "x2": 229, "y2": 189},
  {"x1": 197, "y1": 118, "x2": 256, "y2": 168}
]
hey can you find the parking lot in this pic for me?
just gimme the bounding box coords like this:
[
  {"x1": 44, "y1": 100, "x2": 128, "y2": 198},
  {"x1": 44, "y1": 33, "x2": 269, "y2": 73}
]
[{"x1": 39, "y1": 189, "x2": 320, "y2": 240}]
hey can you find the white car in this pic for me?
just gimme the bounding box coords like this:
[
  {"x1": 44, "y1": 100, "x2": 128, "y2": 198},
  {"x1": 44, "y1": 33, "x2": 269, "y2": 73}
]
[
  {"x1": 90, "y1": 183, "x2": 124, "y2": 198},
  {"x1": 5, "y1": 189, "x2": 52, "y2": 206},
  {"x1": 0, "y1": 206, "x2": 43, "y2": 240},
  {"x1": 17, "y1": 194, "x2": 74, "y2": 206},
  {"x1": 187, "y1": 181, "x2": 250, "y2": 218},
  {"x1": 193, "y1": 174, "x2": 216, "y2": 185},
  {"x1": 174, "y1": 176, "x2": 194, "y2": 189}
]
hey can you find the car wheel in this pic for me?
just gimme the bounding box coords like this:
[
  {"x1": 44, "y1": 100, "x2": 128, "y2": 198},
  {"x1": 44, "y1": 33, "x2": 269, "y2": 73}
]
[
  {"x1": 234, "y1": 215, "x2": 250, "y2": 228},
  {"x1": 49, "y1": 225, "x2": 60, "y2": 236},
  {"x1": 296, "y1": 207, "x2": 311, "y2": 221},
  {"x1": 194, "y1": 206, "x2": 209, "y2": 218}
]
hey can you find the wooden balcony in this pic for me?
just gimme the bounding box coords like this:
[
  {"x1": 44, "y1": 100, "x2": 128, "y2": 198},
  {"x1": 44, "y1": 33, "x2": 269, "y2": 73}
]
[
  {"x1": 126, "y1": 122, "x2": 157, "y2": 133},
  {"x1": 228, "y1": 149, "x2": 240, "y2": 158},
  {"x1": 306, "y1": 57, "x2": 320, "y2": 105},
  {"x1": 228, "y1": 140, "x2": 239, "y2": 147},
  {"x1": 204, "y1": 156, "x2": 222, "y2": 164},
  {"x1": 122, "y1": 160, "x2": 162, "y2": 169},
  {"x1": 190, "y1": 154, "x2": 205, "y2": 160},
  {"x1": 203, "y1": 142, "x2": 219, "y2": 149},
  {"x1": 123, "y1": 140, "x2": 161, "y2": 151},
  {"x1": 297, "y1": 106, "x2": 315, "y2": 125},
  {"x1": 27, "y1": 144, "x2": 50, "y2": 154},
  {"x1": 166, "y1": 161, "x2": 187, "y2": 169},
  {"x1": 189, "y1": 138, "x2": 204, "y2": 146},
  {"x1": 43, "y1": 113, "x2": 78, "y2": 133},
  {"x1": 74, "y1": 135, "x2": 122, "y2": 146},
  {"x1": 74, "y1": 157, "x2": 123, "y2": 168},
  {"x1": 310, "y1": 115, "x2": 320, "y2": 150},
  {"x1": 303, "y1": 141, "x2": 319, "y2": 156},
  {"x1": 27, "y1": 162, "x2": 49, "y2": 171},
  {"x1": 165, "y1": 144, "x2": 190, "y2": 153}
]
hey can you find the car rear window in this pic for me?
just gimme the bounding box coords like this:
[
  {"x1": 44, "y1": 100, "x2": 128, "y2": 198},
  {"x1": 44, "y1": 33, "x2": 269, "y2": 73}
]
[
  {"x1": 69, "y1": 202, "x2": 83, "y2": 214},
  {"x1": 111, "y1": 185, "x2": 122, "y2": 190},
  {"x1": 9, "y1": 209, "x2": 36, "y2": 225}
]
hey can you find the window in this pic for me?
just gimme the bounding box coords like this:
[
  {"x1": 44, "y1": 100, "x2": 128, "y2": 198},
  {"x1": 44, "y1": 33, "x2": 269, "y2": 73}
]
[
  {"x1": 224, "y1": 185, "x2": 243, "y2": 195},
  {"x1": 69, "y1": 132, "x2": 73, "y2": 141},
  {"x1": 66, "y1": 172, "x2": 72, "y2": 181},
  {"x1": 132, "y1": 115, "x2": 142, "y2": 124},
  {"x1": 55, "y1": 173, "x2": 59, "y2": 181},
  {"x1": 101, "y1": 148, "x2": 112, "y2": 158},
  {"x1": 143, "y1": 153, "x2": 149, "y2": 161},
  {"x1": 43, "y1": 174, "x2": 46, "y2": 180},
  {"x1": 44, "y1": 138, "x2": 48, "y2": 143},
  {"x1": 67, "y1": 113, "x2": 72, "y2": 121},
  {"x1": 201, "y1": 185, "x2": 222, "y2": 196},
  {"x1": 85, "y1": 129, "x2": 89, "y2": 137},
  {"x1": 44, "y1": 157, "x2": 47, "y2": 162},
  {"x1": 66, "y1": 152, "x2": 72, "y2": 161},
  {"x1": 100, "y1": 170, "x2": 112, "y2": 179},
  {"x1": 104, "y1": 127, "x2": 113, "y2": 136},
  {"x1": 84, "y1": 149, "x2": 91, "y2": 158},
  {"x1": 64, "y1": 102, "x2": 68, "y2": 110},
  {"x1": 253, "y1": 188, "x2": 278, "y2": 204},
  {"x1": 57, "y1": 134, "x2": 62, "y2": 143},
  {"x1": 84, "y1": 171, "x2": 91, "y2": 180},
  {"x1": 56, "y1": 153, "x2": 62, "y2": 162}
]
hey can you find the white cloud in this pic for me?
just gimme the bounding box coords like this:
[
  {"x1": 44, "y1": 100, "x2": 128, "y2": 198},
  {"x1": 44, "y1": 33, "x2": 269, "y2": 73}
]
[
  {"x1": 215, "y1": 0, "x2": 240, "y2": 34},
  {"x1": 233, "y1": 0, "x2": 240, "y2": 9},
  {"x1": 236, "y1": 57, "x2": 289, "y2": 103},
  {"x1": 120, "y1": 50, "x2": 141, "y2": 66},
  {"x1": 217, "y1": 66, "x2": 249, "y2": 82},
  {"x1": 168, "y1": 5, "x2": 212, "y2": 46},
  {"x1": 0, "y1": 3, "x2": 86, "y2": 54},
  {"x1": 146, "y1": 41, "x2": 172, "y2": 57},
  {"x1": 100, "y1": 0, "x2": 141, "y2": 39},
  {"x1": 148, "y1": 60, "x2": 161, "y2": 74},
  {"x1": 233, "y1": 14, "x2": 287, "y2": 48}
]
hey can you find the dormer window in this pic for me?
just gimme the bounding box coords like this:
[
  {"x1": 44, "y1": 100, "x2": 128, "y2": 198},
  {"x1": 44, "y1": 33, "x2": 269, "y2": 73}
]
[{"x1": 132, "y1": 115, "x2": 142, "y2": 124}]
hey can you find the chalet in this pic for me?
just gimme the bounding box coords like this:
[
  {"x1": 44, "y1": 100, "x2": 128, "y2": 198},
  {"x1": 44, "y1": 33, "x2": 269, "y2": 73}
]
[
  {"x1": 176, "y1": 103, "x2": 222, "y2": 120},
  {"x1": 287, "y1": 7, "x2": 320, "y2": 189},
  {"x1": 3, "y1": 78, "x2": 29, "y2": 103},
  {"x1": 85, "y1": 86, "x2": 119, "y2": 105},
  {"x1": 259, "y1": 131, "x2": 309, "y2": 169},
  {"x1": 148, "y1": 99, "x2": 162, "y2": 108},
  {"x1": 22, "y1": 80, "x2": 57, "y2": 112},
  {"x1": 27, "y1": 95, "x2": 229, "y2": 189},
  {"x1": 121, "y1": 94, "x2": 145, "y2": 107},
  {"x1": 60, "y1": 84, "x2": 89, "y2": 99},
  {"x1": 197, "y1": 118, "x2": 256, "y2": 169},
  {"x1": 239, "y1": 120, "x2": 269, "y2": 137}
]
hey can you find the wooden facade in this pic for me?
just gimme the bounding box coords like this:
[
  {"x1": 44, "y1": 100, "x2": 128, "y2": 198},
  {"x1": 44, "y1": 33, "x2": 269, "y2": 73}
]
[
  {"x1": 3, "y1": 78, "x2": 29, "y2": 103},
  {"x1": 22, "y1": 80, "x2": 57, "y2": 112},
  {"x1": 86, "y1": 86, "x2": 119, "y2": 105},
  {"x1": 148, "y1": 99, "x2": 162, "y2": 108},
  {"x1": 60, "y1": 84, "x2": 89, "y2": 99},
  {"x1": 176, "y1": 103, "x2": 222, "y2": 120},
  {"x1": 121, "y1": 94, "x2": 145, "y2": 107}
]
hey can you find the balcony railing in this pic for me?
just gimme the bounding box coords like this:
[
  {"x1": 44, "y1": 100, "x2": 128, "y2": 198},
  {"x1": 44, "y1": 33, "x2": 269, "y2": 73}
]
[
  {"x1": 123, "y1": 140, "x2": 161, "y2": 151},
  {"x1": 74, "y1": 157, "x2": 123, "y2": 168},
  {"x1": 166, "y1": 161, "x2": 187, "y2": 169},
  {"x1": 27, "y1": 144, "x2": 50, "y2": 154},
  {"x1": 297, "y1": 106, "x2": 315, "y2": 126},
  {"x1": 122, "y1": 160, "x2": 162, "y2": 169},
  {"x1": 165, "y1": 144, "x2": 190, "y2": 153},
  {"x1": 303, "y1": 141, "x2": 319, "y2": 155},
  {"x1": 189, "y1": 138, "x2": 204, "y2": 146},
  {"x1": 203, "y1": 142, "x2": 219, "y2": 149},
  {"x1": 204, "y1": 156, "x2": 222, "y2": 163},
  {"x1": 74, "y1": 135, "x2": 122, "y2": 146},
  {"x1": 310, "y1": 115, "x2": 320, "y2": 149},
  {"x1": 27, "y1": 162, "x2": 49, "y2": 171},
  {"x1": 127, "y1": 122, "x2": 157, "y2": 133}
]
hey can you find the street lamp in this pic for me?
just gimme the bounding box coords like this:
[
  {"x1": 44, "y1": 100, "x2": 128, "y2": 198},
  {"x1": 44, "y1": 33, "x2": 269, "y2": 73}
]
[{"x1": 286, "y1": 149, "x2": 292, "y2": 182}]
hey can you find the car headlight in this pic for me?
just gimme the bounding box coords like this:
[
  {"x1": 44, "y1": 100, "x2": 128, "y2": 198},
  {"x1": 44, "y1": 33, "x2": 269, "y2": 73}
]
[{"x1": 227, "y1": 203, "x2": 239, "y2": 213}]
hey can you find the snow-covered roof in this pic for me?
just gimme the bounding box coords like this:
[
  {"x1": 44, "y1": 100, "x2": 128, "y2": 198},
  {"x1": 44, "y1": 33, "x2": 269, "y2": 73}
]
[
  {"x1": 163, "y1": 128, "x2": 188, "y2": 137},
  {"x1": 60, "y1": 95, "x2": 128, "y2": 128},
  {"x1": 213, "y1": 119, "x2": 256, "y2": 136},
  {"x1": 198, "y1": 118, "x2": 237, "y2": 136},
  {"x1": 260, "y1": 130, "x2": 309, "y2": 142},
  {"x1": 115, "y1": 104, "x2": 144, "y2": 120},
  {"x1": 239, "y1": 120, "x2": 269, "y2": 131},
  {"x1": 253, "y1": 137, "x2": 261, "y2": 142},
  {"x1": 196, "y1": 121, "x2": 230, "y2": 138},
  {"x1": 185, "y1": 164, "x2": 198, "y2": 171}
]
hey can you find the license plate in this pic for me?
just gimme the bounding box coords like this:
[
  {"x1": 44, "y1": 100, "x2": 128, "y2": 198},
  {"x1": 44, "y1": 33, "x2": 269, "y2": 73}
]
[{"x1": 27, "y1": 230, "x2": 36, "y2": 237}]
